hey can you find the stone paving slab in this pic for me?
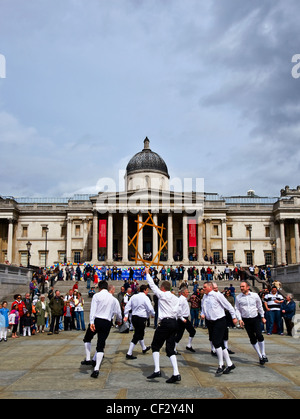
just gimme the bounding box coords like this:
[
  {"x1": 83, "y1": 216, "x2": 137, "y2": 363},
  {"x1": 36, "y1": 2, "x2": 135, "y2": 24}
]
[{"x1": 0, "y1": 324, "x2": 299, "y2": 400}]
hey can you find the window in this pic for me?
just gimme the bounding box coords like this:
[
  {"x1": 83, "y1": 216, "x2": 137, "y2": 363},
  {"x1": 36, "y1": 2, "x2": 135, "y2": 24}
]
[
  {"x1": 74, "y1": 251, "x2": 81, "y2": 263},
  {"x1": 75, "y1": 225, "x2": 81, "y2": 237},
  {"x1": 58, "y1": 252, "x2": 66, "y2": 263},
  {"x1": 265, "y1": 252, "x2": 272, "y2": 265},
  {"x1": 227, "y1": 226, "x2": 233, "y2": 238},
  {"x1": 265, "y1": 226, "x2": 270, "y2": 238},
  {"x1": 20, "y1": 252, "x2": 28, "y2": 266},
  {"x1": 42, "y1": 226, "x2": 49, "y2": 238},
  {"x1": 213, "y1": 225, "x2": 219, "y2": 236},
  {"x1": 227, "y1": 252, "x2": 234, "y2": 264},
  {"x1": 246, "y1": 252, "x2": 253, "y2": 265},
  {"x1": 21, "y1": 226, "x2": 28, "y2": 238},
  {"x1": 61, "y1": 226, "x2": 67, "y2": 237},
  {"x1": 213, "y1": 251, "x2": 220, "y2": 263},
  {"x1": 39, "y1": 252, "x2": 46, "y2": 267}
]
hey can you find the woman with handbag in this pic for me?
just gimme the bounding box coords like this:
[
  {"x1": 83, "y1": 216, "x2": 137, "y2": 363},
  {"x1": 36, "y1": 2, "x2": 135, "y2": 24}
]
[{"x1": 35, "y1": 295, "x2": 50, "y2": 333}]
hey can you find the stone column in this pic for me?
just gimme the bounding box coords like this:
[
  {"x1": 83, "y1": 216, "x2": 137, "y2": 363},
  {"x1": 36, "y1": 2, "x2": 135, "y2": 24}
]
[
  {"x1": 221, "y1": 219, "x2": 227, "y2": 263},
  {"x1": 153, "y1": 213, "x2": 158, "y2": 260},
  {"x1": 295, "y1": 219, "x2": 300, "y2": 265},
  {"x1": 7, "y1": 218, "x2": 14, "y2": 264},
  {"x1": 66, "y1": 218, "x2": 72, "y2": 262},
  {"x1": 197, "y1": 215, "x2": 204, "y2": 263},
  {"x1": 205, "y1": 218, "x2": 211, "y2": 257},
  {"x1": 122, "y1": 213, "x2": 128, "y2": 263},
  {"x1": 138, "y1": 213, "x2": 143, "y2": 258},
  {"x1": 92, "y1": 211, "x2": 98, "y2": 263},
  {"x1": 107, "y1": 212, "x2": 113, "y2": 262},
  {"x1": 279, "y1": 220, "x2": 286, "y2": 265},
  {"x1": 182, "y1": 213, "x2": 188, "y2": 262},
  {"x1": 168, "y1": 212, "x2": 174, "y2": 263}
]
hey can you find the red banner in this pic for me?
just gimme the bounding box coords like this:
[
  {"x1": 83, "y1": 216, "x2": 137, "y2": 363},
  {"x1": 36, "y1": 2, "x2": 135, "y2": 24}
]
[
  {"x1": 99, "y1": 220, "x2": 107, "y2": 248},
  {"x1": 189, "y1": 219, "x2": 197, "y2": 248}
]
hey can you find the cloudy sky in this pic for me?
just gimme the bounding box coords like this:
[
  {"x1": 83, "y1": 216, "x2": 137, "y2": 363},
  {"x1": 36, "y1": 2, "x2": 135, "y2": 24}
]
[{"x1": 0, "y1": 0, "x2": 299, "y2": 198}]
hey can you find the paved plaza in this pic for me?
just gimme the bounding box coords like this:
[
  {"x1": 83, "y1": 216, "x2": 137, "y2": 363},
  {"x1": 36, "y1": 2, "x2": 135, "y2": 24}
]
[{"x1": 0, "y1": 308, "x2": 299, "y2": 400}]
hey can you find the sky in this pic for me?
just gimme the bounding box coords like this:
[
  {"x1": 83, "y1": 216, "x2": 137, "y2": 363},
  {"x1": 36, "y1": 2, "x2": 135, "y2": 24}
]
[{"x1": 0, "y1": 0, "x2": 299, "y2": 199}]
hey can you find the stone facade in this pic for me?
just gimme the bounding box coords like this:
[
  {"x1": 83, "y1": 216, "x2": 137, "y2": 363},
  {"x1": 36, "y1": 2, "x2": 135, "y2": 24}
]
[{"x1": 0, "y1": 141, "x2": 300, "y2": 268}]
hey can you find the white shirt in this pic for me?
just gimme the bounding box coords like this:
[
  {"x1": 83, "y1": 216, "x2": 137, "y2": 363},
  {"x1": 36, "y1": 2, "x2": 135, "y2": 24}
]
[
  {"x1": 146, "y1": 274, "x2": 181, "y2": 321},
  {"x1": 235, "y1": 291, "x2": 264, "y2": 320},
  {"x1": 89, "y1": 289, "x2": 122, "y2": 325},
  {"x1": 201, "y1": 290, "x2": 236, "y2": 321},
  {"x1": 124, "y1": 292, "x2": 155, "y2": 319},
  {"x1": 178, "y1": 294, "x2": 190, "y2": 320}
]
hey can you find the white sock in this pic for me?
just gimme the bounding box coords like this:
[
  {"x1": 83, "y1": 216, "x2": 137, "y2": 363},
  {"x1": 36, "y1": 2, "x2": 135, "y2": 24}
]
[
  {"x1": 258, "y1": 341, "x2": 266, "y2": 357},
  {"x1": 224, "y1": 340, "x2": 228, "y2": 349},
  {"x1": 252, "y1": 342, "x2": 262, "y2": 358},
  {"x1": 210, "y1": 341, "x2": 215, "y2": 352},
  {"x1": 222, "y1": 348, "x2": 233, "y2": 367},
  {"x1": 187, "y1": 336, "x2": 193, "y2": 348},
  {"x1": 153, "y1": 351, "x2": 160, "y2": 373},
  {"x1": 85, "y1": 342, "x2": 91, "y2": 361},
  {"x1": 94, "y1": 352, "x2": 104, "y2": 371},
  {"x1": 92, "y1": 352, "x2": 97, "y2": 361},
  {"x1": 215, "y1": 347, "x2": 223, "y2": 367},
  {"x1": 170, "y1": 354, "x2": 179, "y2": 376},
  {"x1": 127, "y1": 341, "x2": 135, "y2": 356},
  {"x1": 139, "y1": 340, "x2": 146, "y2": 350}
]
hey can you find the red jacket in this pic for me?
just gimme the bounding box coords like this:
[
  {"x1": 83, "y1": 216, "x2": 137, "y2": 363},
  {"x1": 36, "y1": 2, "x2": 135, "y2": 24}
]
[{"x1": 11, "y1": 300, "x2": 26, "y2": 317}]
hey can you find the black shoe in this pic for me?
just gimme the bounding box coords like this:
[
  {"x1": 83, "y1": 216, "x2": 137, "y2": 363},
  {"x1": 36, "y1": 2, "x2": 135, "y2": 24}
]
[
  {"x1": 81, "y1": 360, "x2": 92, "y2": 365},
  {"x1": 126, "y1": 354, "x2": 137, "y2": 360},
  {"x1": 227, "y1": 349, "x2": 235, "y2": 354},
  {"x1": 259, "y1": 357, "x2": 265, "y2": 365},
  {"x1": 215, "y1": 365, "x2": 225, "y2": 375},
  {"x1": 223, "y1": 364, "x2": 236, "y2": 374},
  {"x1": 147, "y1": 371, "x2": 161, "y2": 379},
  {"x1": 143, "y1": 346, "x2": 151, "y2": 354},
  {"x1": 91, "y1": 370, "x2": 99, "y2": 378},
  {"x1": 174, "y1": 350, "x2": 181, "y2": 355},
  {"x1": 211, "y1": 350, "x2": 217, "y2": 357},
  {"x1": 186, "y1": 346, "x2": 195, "y2": 353},
  {"x1": 262, "y1": 355, "x2": 268, "y2": 363},
  {"x1": 166, "y1": 374, "x2": 181, "y2": 384}
]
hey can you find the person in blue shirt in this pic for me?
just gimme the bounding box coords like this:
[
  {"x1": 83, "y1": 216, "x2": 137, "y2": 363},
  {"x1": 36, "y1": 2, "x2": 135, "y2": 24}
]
[
  {"x1": 281, "y1": 294, "x2": 296, "y2": 336},
  {"x1": 0, "y1": 301, "x2": 9, "y2": 342}
]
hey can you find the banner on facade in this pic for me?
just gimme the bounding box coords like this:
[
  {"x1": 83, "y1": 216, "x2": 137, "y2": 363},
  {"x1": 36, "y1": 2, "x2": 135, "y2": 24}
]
[
  {"x1": 99, "y1": 220, "x2": 107, "y2": 248},
  {"x1": 189, "y1": 219, "x2": 197, "y2": 247}
]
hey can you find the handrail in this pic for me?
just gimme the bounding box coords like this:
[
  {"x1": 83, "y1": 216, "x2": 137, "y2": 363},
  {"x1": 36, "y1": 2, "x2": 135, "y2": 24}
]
[{"x1": 243, "y1": 269, "x2": 287, "y2": 298}]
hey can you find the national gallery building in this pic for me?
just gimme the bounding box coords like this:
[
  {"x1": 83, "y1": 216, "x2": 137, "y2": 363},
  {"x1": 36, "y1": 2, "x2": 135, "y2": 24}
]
[{"x1": 1, "y1": 138, "x2": 300, "y2": 268}]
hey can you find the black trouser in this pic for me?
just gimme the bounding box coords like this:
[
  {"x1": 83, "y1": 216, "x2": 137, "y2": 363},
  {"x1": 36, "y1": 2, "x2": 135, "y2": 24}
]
[
  {"x1": 175, "y1": 318, "x2": 196, "y2": 344},
  {"x1": 83, "y1": 324, "x2": 97, "y2": 343},
  {"x1": 131, "y1": 315, "x2": 147, "y2": 344},
  {"x1": 50, "y1": 315, "x2": 60, "y2": 333},
  {"x1": 64, "y1": 316, "x2": 72, "y2": 331},
  {"x1": 243, "y1": 316, "x2": 264, "y2": 345},
  {"x1": 94, "y1": 318, "x2": 112, "y2": 352},
  {"x1": 151, "y1": 318, "x2": 177, "y2": 357},
  {"x1": 206, "y1": 316, "x2": 227, "y2": 350}
]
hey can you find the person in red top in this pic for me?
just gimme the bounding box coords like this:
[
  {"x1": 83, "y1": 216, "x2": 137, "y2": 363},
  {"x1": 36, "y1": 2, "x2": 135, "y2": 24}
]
[{"x1": 11, "y1": 294, "x2": 26, "y2": 335}]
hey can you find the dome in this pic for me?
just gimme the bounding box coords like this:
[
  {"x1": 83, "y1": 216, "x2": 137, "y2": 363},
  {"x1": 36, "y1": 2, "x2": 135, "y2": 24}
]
[{"x1": 126, "y1": 137, "x2": 169, "y2": 178}]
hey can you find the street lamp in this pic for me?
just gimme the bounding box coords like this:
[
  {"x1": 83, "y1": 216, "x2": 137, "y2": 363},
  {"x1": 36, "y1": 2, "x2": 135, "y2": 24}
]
[
  {"x1": 44, "y1": 226, "x2": 49, "y2": 269},
  {"x1": 248, "y1": 225, "x2": 252, "y2": 265},
  {"x1": 26, "y1": 241, "x2": 32, "y2": 268}
]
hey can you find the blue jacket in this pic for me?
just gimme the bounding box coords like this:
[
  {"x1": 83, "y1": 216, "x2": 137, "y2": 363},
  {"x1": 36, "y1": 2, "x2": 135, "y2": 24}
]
[{"x1": 281, "y1": 300, "x2": 296, "y2": 319}]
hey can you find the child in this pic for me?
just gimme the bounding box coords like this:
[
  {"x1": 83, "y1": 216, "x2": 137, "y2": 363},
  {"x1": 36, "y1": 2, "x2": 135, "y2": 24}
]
[
  {"x1": 9, "y1": 304, "x2": 19, "y2": 338},
  {"x1": 63, "y1": 301, "x2": 73, "y2": 331},
  {"x1": 0, "y1": 301, "x2": 10, "y2": 342},
  {"x1": 23, "y1": 311, "x2": 33, "y2": 336}
]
